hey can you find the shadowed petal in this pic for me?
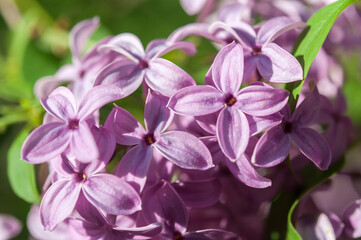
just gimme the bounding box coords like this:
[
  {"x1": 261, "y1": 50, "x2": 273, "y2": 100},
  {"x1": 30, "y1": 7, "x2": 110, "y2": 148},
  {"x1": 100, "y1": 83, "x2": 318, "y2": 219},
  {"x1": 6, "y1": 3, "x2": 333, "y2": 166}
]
[
  {"x1": 184, "y1": 229, "x2": 238, "y2": 240},
  {"x1": 41, "y1": 86, "x2": 77, "y2": 121},
  {"x1": 246, "y1": 113, "x2": 282, "y2": 136},
  {"x1": 78, "y1": 85, "x2": 124, "y2": 120},
  {"x1": 70, "y1": 122, "x2": 98, "y2": 163},
  {"x1": 146, "y1": 39, "x2": 196, "y2": 59},
  {"x1": 172, "y1": 179, "x2": 221, "y2": 208},
  {"x1": 40, "y1": 179, "x2": 81, "y2": 231},
  {"x1": 70, "y1": 17, "x2": 99, "y2": 62},
  {"x1": 252, "y1": 126, "x2": 291, "y2": 168},
  {"x1": 212, "y1": 42, "x2": 244, "y2": 94},
  {"x1": 200, "y1": 136, "x2": 223, "y2": 165},
  {"x1": 167, "y1": 85, "x2": 224, "y2": 116},
  {"x1": 237, "y1": 85, "x2": 289, "y2": 116},
  {"x1": 217, "y1": 107, "x2": 249, "y2": 161},
  {"x1": 116, "y1": 143, "x2": 152, "y2": 193},
  {"x1": 83, "y1": 173, "x2": 141, "y2": 215},
  {"x1": 142, "y1": 181, "x2": 188, "y2": 235},
  {"x1": 257, "y1": 17, "x2": 304, "y2": 46},
  {"x1": 145, "y1": 58, "x2": 195, "y2": 97},
  {"x1": 21, "y1": 123, "x2": 70, "y2": 164},
  {"x1": 195, "y1": 111, "x2": 218, "y2": 135},
  {"x1": 343, "y1": 199, "x2": 361, "y2": 238},
  {"x1": 292, "y1": 127, "x2": 331, "y2": 170},
  {"x1": 93, "y1": 59, "x2": 144, "y2": 98},
  {"x1": 243, "y1": 54, "x2": 258, "y2": 82},
  {"x1": 225, "y1": 155, "x2": 271, "y2": 188},
  {"x1": 145, "y1": 90, "x2": 174, "y2": 134},
  {"x1": 155, "y1": 131, "x2": 214, "y2": 170},
  {"x1": 105, "y1": 106, "x2": 145, "y2": 145},
  {"x1": 258, "y1": 43, "x2": 303, "y2": 83},
  {"x1": 113, "y1": 222, "x2": 162, "y2": 238},
  {"x1": 291, "y1": 86, "x2": 320, "y2": 127}
]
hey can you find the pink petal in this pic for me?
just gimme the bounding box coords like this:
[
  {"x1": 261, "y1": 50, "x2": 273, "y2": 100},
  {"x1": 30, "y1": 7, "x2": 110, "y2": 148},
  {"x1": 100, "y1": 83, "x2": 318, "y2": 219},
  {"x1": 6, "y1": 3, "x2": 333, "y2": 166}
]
[
  {"x1": 145, "y1": 90, "x2": 174, "y2": 134},
  {"x1": 184, "y1": 229, "x2": 238, "y2": 240},
  {"x1": 69, "y1": 17, "x2": 99, "y2": 62},
  {"x1": 155, "y1": 131, "x2": 214, "y2": 170},
  {"x1": 34, "y1": 74, "x2": 72, "y2": 99},
  {"x1": 258, "y1": 43, "x2": 303, "y2": 83},
  {"x1": 225, "y1": 155, "x2": 271, "y2": 188},
  {"x1": 113, "y1": 223, "x2": 162, "y2": 238},
  {"x1": 145, "y1": 58, "x2": 195, "y2": 97},
  {"x1": 105, "y1": 105, "x2": 145, "y2": 145},
  {"x1": 172, "y1": 179, "x2": 221, "y2": 208},
  {"x1": 251, "y1": 126, "x2": 291, "y2": 168},
  {"x1": 246, "y1": 112, "x2": 283, "y2": 136},
  {"x1": 99, "y1": 33, "x2": 145, "y2": 60},
  {"x1": 41, "y1": 86, "x2": 77, "y2": 121},
  {"x1": 211, "y1": 42, "x2": 244, "y2": 94},
  {"x1": 167, "y1": 23, "x2": 223, "y2": 44},
  {"x1": 78, "y1": 85, "x2": 124, "y2": 120},
  {"x1": 343, "y1": 199, "x2": 361, "y2": 238},
  {"x1": 142, "y1": 181, "x2": 188, "y2": 235},
  {"x1": 93, "y1": 59, "x2": 144, "y2": 98},
  {"x1": 180, "y1": 0, "x2": 208, "y2": 15},
  {"x1": 292, "y1": 127, "x2": 331, "y2": 170},
  {"x1": 292, "y1": 86, "x2": 320, "y2": 127},
  {"x1": 195, "y1": 111, "x2": 218, "y2": 135},
  {"x1": 0, "y1": 214, "x2": 22, "y2": 240},
  {"x1": 83, "y1": 173, "x2": 141, "y2": 215},
  {"x1": 146, "y1": 39, "x2": 196, "y2": 59},
  {"x1": 40, "y1": 179, "x2": 81, "y2": 231},
  {"x1": 257, "y1": 17, "x2": 305, "y2": 46},
  {"x1": 167, "y1": 85, "x2": 224, "y2": 116},
  {"x1": 21, "y1": 123, "x2": 70, "y2": 164},
  {"x1": 69, "y1": 122, "x2": 98, "y2": 162},
  {"x1": 217, "y1": 107, "x2": 249, "y2": 161},
  {"x1": 243, "y1": 54, "x2": 258, "y2": 82},
  {"x1": 116, "y1": 143, "x2": 152, "y2": 193},
  {"x1": 237, "y1": 85, "x2": 289, "y2": 117}
]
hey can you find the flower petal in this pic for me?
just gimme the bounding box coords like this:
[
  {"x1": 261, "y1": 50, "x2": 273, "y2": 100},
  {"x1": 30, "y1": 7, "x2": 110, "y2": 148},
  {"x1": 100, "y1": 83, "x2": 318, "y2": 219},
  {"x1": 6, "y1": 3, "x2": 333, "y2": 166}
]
[
  {"x1": 211, "y1": 42, "x2": 244, "y2": 94},
  {"x1": 257, "y1": 17, "x2": 304, "y2": 46},
  {"x1": 172, "y1": 179, "x2": 221, "y2": 208},
  {"x1": 343, "y1": 199, "x2": 361, "y2": 238},
  {"x1": 146, "y1": 39, "x2": 196, "y2": 59},
  {"x1": 105, "y1": 105, "x2": 145, "y2": 145},
  {"x1": 83, "y1": 173, "x2": 141, "y2": 215},
  {"x1": 142, "y1": 181, "x2": 188, "y2": 235},
  {"x1": 246, "y1": 112, "x2": 283, "y2": 136},
  {"x1": 155, "y1": 131, "x2": 214, "y2": 170},
  {"x1": 251, "y1": 126, "x2": 291, "y2": 168},
  {"x1": 225, "y1": 155, "x2": 271, "y2": 188},
  {"x1": 40, "y1": 179, "x2": 81, "y2": 231},
  {"x1": 93, "y1": 59, "x2": 144, "y2": 98},
  {"x1": 78, "y1": 85, "x2": 124, "y2": 120},
  {"x1": 113, "y1": 222, "x2": 162, "y2": 238},
  {"x1": 21, "y1": 123, "x2": 70, "y2": 164},
  {"x1": 257, "y1": 43, "x2": 303, "y2": 83},
  {"x1": 116, "y1": 143, "x2": 152, "y2": 193},
  {"x1": 167, "y1": 85, "x2": 224, "y2": 116},
  {"x1": 217, "y1": 107, "x2": 249, "y2": 161},
  {"x1": 145, "y1": 58, "x2": 195, "y2": 97},
  {"x1": 291, "y1": 86, "x2": 320, "y2": 126},
  {"x1": 145, "y1": 90, "x2": 174, "y2": 134},
  {"x1": 243, "y1": 54, "x2": 258, "y2": 82},
  {"x1": 237, "y1": 85, "x2": 289, "y2": 117},
  {"x1": 41, "y1": 86, "x2": 77, "y2": 121},
  {"x1": 69, "y1": 122, "x2": 98, "y2": 162},
  {"x1": 69, "y1": 17, "x2": 99, "y2": 62},
  {"x1": 167, "y1": 23, "x2": 223, "y2": 44},
  {"x1": 184, "y1": 229, "x2": 238, "y2": 240},
  {"x1": 292, "y1": 127, "x2": 331, "y2": 170}
]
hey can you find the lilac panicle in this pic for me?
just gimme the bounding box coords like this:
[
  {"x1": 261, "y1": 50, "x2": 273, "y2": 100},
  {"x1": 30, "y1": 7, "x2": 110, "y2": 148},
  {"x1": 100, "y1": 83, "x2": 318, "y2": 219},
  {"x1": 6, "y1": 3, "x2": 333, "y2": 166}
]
[
  {"x1": 40, "y1": 150, "x2": 141, "y2": 231},
  {"x1": 168, "y1": 42, "x2": 289, "y2": 161},
  {"x1": 252, "y1": 86, "x2": 332, "y2": 170},
  {"x1": 106, "y1": 90, "x2": 213, "y2": 192},
  {"x1": 21, "y1": 85, "x2": 124, "y2": 164},
  {"x1": 209, "y1": 16, "x2": 304, "y2": 82},
  {"x1": 94, "y1": 33, "x2": 196, "y2": 97}
]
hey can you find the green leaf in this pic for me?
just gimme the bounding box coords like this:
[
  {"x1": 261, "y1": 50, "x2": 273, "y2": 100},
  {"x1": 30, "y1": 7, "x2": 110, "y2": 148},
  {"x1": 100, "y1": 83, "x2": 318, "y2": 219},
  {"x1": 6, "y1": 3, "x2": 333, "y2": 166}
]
[
  {"x1": 287, "y1": 0, "x2": 360, "y2": 111},
  {"x1": 7, "y1": 126, "x2": 40, "y2": 203},
  {"x1": 286, "y1": 200, "x2": 302, "y2": 240}
]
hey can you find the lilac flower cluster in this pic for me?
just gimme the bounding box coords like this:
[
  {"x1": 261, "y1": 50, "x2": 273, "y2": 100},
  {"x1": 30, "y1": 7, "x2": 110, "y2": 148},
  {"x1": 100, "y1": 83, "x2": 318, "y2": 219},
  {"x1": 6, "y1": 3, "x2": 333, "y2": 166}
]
[{"x1": 18, "y1": 1, "x2": 360, "y2": 239}]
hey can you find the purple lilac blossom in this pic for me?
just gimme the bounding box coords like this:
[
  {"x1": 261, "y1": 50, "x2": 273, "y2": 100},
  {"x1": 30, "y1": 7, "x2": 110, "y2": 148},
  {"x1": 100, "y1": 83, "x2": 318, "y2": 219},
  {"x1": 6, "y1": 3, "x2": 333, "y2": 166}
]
[
  {"x1": 93, "y1": 33, "x2": 196, "y2": 97},
  {"x1": 168, "y1": 42, "x2": 289, "y2": 161},
  {"x1": 252, "y1": 86, "x2": 332, "y2": 170},
  {"x1": 0, "y1": 214, "x2": 22, "y2": 240},
  {"x1": 21, "y1": 85, "x2": 123, "y2": 163},
  {"x1": 106, "y1": 90, "x2": 213, "y2": 193}
]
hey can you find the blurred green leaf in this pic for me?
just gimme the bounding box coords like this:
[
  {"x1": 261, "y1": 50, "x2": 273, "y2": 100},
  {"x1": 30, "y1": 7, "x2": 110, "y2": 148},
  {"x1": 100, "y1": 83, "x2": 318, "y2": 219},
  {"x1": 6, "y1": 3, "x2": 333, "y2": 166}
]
[
  {"x1": 287, "y1": 0, "x2": 359, "y2": 111},
  {"x1": 286, "y1": 200, "x2": 302, "y2": 240},
  {"x1": 7, "y1": 126, "x2": 40, "y2": 203}
]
